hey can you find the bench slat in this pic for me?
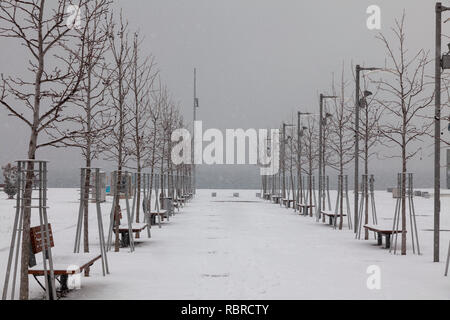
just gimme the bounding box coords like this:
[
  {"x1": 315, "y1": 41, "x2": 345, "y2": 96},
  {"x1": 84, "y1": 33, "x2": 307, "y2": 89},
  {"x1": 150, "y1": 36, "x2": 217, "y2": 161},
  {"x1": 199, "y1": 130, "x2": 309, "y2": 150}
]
[
  {"x1": 28, "y1": 253, "x2": 101, "y2": 276},
  {"x1": 116, "y1": 223, "x2": 148, "y2": 233},
  {"x1": 364, "y1": 224, "x2": 405, "y2": 234}
]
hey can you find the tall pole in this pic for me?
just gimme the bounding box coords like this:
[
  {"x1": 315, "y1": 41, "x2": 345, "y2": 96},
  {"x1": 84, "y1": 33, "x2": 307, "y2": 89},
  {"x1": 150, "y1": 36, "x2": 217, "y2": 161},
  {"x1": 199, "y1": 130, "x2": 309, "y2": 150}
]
[
  {"x1": 322, "y1": 115, "x2": 326, "y2": 217},
  {"x1": 193, "y1": 68, "x2": 197, "y2": 195},
  {"x1": 297, "y1": 113, "x2": 302, "y2": 205},
  {"x1": 318, "y1": 96, "x2": 335, "y2": 222},
  {"x1": 354, "y1": 65, "x2": 361, "y2": 233},
  {"x1": 282, "y1": 123, "x2": 286, "y2": 199},
  {"x1": 435, "y1": 3, "x2": 444, "y2": 263},
  {"x1": 318, "y1": 95, "x2": 324, "y2": 221}
]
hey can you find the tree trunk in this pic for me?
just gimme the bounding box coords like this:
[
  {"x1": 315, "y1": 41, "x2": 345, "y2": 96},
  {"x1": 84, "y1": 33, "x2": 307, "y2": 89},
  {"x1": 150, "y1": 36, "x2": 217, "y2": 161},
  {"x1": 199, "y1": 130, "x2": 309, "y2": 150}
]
[
  {"x1": 401, "y1": 131, "x2": 407, "y2": 255},
  {"x1": 20, "y1": 6, "x2": 44, "y2": 297},
  {"x1": 83, "y1": 164, "x2": 91, "y2": 253},
  {"x1": 136, "y1": 161, "x2": 141, "y2": 239},
  {"x1": 20, "y1": 135, "x2": 38, "y2": 300},
  {"x1": 364, "y1": 111, "x2": 369, "y2": 240},
  {"x1": 83, "y1": 65, "x2": 93, "y2": 254}
]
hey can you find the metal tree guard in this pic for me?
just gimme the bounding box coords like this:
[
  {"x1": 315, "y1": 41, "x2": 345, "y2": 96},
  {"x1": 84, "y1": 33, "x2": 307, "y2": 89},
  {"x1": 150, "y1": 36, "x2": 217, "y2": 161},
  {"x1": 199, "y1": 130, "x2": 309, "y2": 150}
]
[
  {"x1": 356, "y1": 174, "x2": 378, "y2": 239},
  {"x1": 142, "y1": 173, "x2": 152, "y2": 237},
  {"x1": 2, "y1": 160, "x2": 56, "y2": 300},
  {"x1": 107, "y1": 171, "x2": 135, "y2": 252},
  {"x1": 333, "y1": 175, "x2": 353, "y2": 230},
  {"x1": 326, "y1": 176, "x2": 332, "y2": 211},
  {"x1": 391, "y1": 173, "x2": 421, "y2": 255},
  {"x1": 445, "y1": 240, "x2": 450, "y2": 276},
  {"x1": 73, "y1": 168, "x2": 109, "y2": 276},
  {"x1": 153, "y1": 174, "x2": 162, "y2": 226}
]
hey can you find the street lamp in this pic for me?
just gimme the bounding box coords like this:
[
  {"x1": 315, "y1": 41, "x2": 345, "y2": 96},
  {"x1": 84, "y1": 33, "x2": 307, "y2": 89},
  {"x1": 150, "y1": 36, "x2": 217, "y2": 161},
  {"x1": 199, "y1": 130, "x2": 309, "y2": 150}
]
[
  {"x1": 193, "y1": 68, "x2": 199, "y2": 195},
  {"x1": 354, "y1": 65, "x2": 382, "y2": 233},
  {"x1": 297, "y1": 112, "x2": 312, "y2": 207},
  {"x1": 434, "y1": 2, "x2": 450, "y2": 262},
  {"x1": 282, "y1": 122, "x2": 295, "y2": 200},
  {"x1": 318, "y1": 94, "x2": 337, "y2": 222}
]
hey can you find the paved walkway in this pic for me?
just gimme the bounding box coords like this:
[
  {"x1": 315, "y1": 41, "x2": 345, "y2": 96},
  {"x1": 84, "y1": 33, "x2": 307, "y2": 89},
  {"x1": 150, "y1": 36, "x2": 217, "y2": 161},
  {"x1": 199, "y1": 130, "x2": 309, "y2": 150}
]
[{"x1": 61, "y1": 190, "x2": 450, "y2": 300}]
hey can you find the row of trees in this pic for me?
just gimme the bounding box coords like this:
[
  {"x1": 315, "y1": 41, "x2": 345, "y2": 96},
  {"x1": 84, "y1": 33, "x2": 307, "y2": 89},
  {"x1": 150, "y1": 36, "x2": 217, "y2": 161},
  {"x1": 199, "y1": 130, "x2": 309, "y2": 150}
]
[
  {"x1": 0, "y1": 0, "x2": 188, "y2": 300},
  {"x1": 272, "y1": 13, "x2": 434, "y2": 255}
]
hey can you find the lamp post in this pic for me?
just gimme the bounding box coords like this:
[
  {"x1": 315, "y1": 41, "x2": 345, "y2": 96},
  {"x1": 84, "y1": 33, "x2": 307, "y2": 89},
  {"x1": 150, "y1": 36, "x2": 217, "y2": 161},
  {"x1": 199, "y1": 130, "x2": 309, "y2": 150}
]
[
  {"x1": 193, "y1": 68, "x2": 199, "y2": 195},
  {"x1": 434, "y1": 3, "x2": 450, "y2": 262},
  {"x1": 318, "y1": 94, "x2": 337, "y2": 222},
  {"x1": 360, "y1": 89, "x2": 373, "y2": 240},
  {"x1": 321, "y1": 112, "x2": 333, "y2": 222},
  {"x1": 354, "y1": 65, "x2": 381, "y2": 233},
  {"x1": 297, "y1": 112, "x2": 311, "y2": 207},
  {"x1": 282, "y1": 122, "x2": 295, "y2": 200}
]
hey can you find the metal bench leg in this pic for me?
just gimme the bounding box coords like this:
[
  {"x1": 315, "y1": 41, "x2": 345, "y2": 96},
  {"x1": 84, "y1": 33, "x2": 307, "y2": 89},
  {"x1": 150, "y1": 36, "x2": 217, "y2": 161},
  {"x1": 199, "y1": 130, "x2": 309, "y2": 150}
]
[
  {"x1": 385, "y1": 234, "x2": 391, "y2": 249},
  {"x1": 48, "y1": 274, "x2": 56, "y2": 300},
  {"x1": 120, "y1": 231, "x2": 130, "y2": 248},
  {"x1": 60, "y1": 275, "x2": 69, "y2": 292},
  {"x1": 377, "y1": 233, "x2": 382, "y2": 246}
]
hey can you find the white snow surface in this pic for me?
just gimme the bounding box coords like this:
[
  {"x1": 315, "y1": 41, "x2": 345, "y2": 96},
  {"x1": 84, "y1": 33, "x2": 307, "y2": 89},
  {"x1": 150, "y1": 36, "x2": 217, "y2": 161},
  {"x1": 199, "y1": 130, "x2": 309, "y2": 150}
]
[{"x1": 0, "y1": 188, "x2": 450, "y2": 300}]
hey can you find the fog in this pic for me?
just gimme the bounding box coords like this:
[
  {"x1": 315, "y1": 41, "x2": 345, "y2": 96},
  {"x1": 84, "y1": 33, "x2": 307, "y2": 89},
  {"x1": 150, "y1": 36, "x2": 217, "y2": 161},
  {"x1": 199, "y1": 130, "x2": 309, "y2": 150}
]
[{"x1": 0, "y1": 0, "x2": 446, "y2": 189}]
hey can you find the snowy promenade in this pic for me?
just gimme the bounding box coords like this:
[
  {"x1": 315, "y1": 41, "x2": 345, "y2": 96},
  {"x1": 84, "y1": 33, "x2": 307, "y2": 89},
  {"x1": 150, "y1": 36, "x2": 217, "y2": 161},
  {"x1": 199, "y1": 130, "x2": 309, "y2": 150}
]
[{"x1": 1, "y1": 189, "x2": 450, "y2": 300}]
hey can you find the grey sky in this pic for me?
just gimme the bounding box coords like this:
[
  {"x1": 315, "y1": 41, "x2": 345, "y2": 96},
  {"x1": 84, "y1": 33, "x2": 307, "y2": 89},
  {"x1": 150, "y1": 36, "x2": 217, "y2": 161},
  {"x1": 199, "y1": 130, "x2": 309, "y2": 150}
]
[{"x1": 0, "y1": 0, "x2": 445, "y2": 188}]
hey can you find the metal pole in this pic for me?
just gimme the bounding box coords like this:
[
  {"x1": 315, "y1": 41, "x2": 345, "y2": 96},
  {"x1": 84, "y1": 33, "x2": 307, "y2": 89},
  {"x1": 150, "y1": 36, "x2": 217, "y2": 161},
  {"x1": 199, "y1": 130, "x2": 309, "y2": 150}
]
[
  {"x1": 435, "y1": 2, "x2": 442, "y2": 263},
  {"x1": 318, "y1": 95, "x2": 323, "y2": 221},
  {"x1": 354, "y1": 65, "x2": 361, "y2": 233},
  {"x1": 297, "y1": 113, "x2": 302, "y2": 206},
  {"x1": 282, "y1": 123, "x2": 286, "y2": 199},
  {"x1": 193, "y1": 68, "x2": 197, "y2": 195}
]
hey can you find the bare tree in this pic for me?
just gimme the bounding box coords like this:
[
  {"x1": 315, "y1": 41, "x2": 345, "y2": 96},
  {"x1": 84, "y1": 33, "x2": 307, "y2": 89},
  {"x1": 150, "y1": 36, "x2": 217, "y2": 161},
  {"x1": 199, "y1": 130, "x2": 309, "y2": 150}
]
[
  {"x1": 47, "y1": 0, "x2": 112, "y2": 253},
  {"x1": 328, "y1": 66, "x2": 355, "y2": 230},
  {"x1": 375, "y1": 13, "x2": 433, "y2": 255},
  {"x1": 0, "y1": 0, "x2": 94, "y2": 299},
  {"x1": 357, "y1": 73, "x2": 383, "y2": 239},
  {"x1": 301, "y1": 117, "x2": 319, "y2": 217},
  {"x1": 127, "y1": 31, "x2": 158, "y2": 231},
  {"x1": 144, "y1": 80, "x2": 165, "y2": 207},
  {"x1": 102, "y1": 12, "x2": 133, "y2": 252}
]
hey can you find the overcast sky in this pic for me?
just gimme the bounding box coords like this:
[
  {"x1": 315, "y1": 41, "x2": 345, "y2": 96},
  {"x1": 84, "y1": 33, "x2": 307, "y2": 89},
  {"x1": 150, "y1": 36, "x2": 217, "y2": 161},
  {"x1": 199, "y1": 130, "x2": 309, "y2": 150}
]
[{"x1": 0, "y1": 0, "x2": 446, "y2": 188}]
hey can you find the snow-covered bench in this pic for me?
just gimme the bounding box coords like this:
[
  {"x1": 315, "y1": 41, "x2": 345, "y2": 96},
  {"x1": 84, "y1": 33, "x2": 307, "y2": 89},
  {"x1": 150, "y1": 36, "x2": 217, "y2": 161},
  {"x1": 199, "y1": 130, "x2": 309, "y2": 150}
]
[
  {"x1": 149, "y1": 210, "x2": 168, "y2": 227},
  {"x1": 115, "y1": 223, "x2": 149, "y2": 247},
  {"x1": 321, "y1": 211, "x2": 347, "y2": 225},
  {"x1": 364, "y1": 224, "x2": 406, "y2": 249},
  {"x1": 297, "y1": 203, "x2": 315, "y2": 215},
  {"x1": 28, "y1": 224, "x2": 101, "y2": 298},
  {"x1": 271, "y1": 195, "x2": 282, "y2": 204},
  {"x1": 282, "y1": 199, "x2": 295, "y2": 208}
]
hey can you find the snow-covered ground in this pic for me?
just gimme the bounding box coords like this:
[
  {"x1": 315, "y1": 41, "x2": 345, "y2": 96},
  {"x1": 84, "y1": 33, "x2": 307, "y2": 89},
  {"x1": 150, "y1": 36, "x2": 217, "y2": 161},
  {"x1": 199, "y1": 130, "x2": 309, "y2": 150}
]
[{"x1": 0, "y1": 188, "x2": 450, "y2": 300}]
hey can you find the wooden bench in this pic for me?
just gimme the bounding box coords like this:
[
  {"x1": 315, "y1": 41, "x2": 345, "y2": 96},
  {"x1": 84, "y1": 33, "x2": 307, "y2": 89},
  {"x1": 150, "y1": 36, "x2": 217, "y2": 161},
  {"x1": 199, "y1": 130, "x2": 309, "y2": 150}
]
[
  {"x1": 162, "y1": 197, "x2": 175, "y2": 216},
  {"x1": 271, "y1": 195, "x2": 282, "y2": 204},
  {"x1": 149, "y1": 210, "x2": 168, "y2": 226},
  {"x1": 321, "y1": 211, "x2": 347, "y2": 225},
  {"x1": 282, "y1": 198, "x2": 295, "y2": 208},
  {"x1": 114, "y1": 223, "x2": 149, "y2": 247},
  {"x1": 297, "y1": 203, "x2": 315, "y2": 215},
  {"x1": 28, "y1": 224, "x2": 101, "y2": 298},
  {"x1": 364, "y1": 224, "x2": 406, "y2": 249},
  {"x1": 173, "y1": 199, "x2": 181, "y2": 211}
]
